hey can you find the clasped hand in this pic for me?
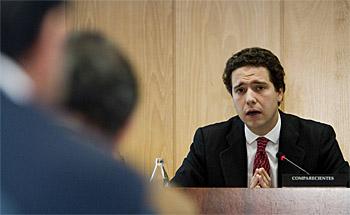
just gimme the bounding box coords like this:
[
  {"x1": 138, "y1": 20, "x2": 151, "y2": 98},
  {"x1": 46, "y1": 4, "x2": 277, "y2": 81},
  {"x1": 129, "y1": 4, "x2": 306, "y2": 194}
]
[{"x1": 249, "y1": 168, "x2": 271, "y2": 188}]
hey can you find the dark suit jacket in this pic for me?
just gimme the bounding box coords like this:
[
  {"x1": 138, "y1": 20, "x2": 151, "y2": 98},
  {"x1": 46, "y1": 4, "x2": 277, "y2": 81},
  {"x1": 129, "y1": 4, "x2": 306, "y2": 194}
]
[
  {"x1": 171, "y1": 111, "x2": 349, "y2": 187},
  {"x1": 1, "y1": 92, "x2": 152, "y2": 214}
]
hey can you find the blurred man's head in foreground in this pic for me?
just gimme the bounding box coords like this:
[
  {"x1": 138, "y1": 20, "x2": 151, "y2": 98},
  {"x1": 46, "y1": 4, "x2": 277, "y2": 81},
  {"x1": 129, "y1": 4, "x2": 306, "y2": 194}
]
[
  {"x1": 1, "y1": 1, "x2": 67, "y2": 105},
  {"x1": 63, "y1": 32, "x2": 138, "y2": 141}
]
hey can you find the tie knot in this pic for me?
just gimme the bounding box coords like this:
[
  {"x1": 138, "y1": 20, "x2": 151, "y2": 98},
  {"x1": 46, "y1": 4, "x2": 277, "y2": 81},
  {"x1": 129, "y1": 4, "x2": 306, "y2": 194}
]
[{"x1": 256, "y1": 137, "x2": 269, "y2": 151}]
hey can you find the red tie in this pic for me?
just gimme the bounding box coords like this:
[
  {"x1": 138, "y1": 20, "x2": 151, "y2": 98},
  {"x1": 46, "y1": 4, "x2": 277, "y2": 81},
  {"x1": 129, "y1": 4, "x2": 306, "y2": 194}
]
[{"x1": 253, "y1": 137, "x2": 270, "y2": 175}]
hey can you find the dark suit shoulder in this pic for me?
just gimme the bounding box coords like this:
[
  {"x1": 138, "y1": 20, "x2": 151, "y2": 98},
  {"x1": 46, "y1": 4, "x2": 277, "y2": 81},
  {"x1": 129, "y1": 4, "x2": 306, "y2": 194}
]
[
  {"x1": 199, "y1": 116, "x2": 241, "y2": 136},
  {"x1": 282, "y1": 112, "x2": 333, "y2": 132},
  {"x1": 281, "y1": 111, "x2": 348, "y2": 178},
  {"x1": 195, "y1": 116, "x2": 244, "y2": 155}
]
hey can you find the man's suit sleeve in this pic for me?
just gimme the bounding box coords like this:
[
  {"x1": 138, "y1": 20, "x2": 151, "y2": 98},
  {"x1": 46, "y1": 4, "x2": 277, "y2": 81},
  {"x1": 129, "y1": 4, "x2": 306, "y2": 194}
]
[
  {"x1": 170, "y1": 128, "x2": 207, "y2": 187},
  {"x1": 319, "y1": 124, "x2": 349, "y2": 175},
  {"x1": 319, "y1": 125, "x2": 349, "y2": 187}
]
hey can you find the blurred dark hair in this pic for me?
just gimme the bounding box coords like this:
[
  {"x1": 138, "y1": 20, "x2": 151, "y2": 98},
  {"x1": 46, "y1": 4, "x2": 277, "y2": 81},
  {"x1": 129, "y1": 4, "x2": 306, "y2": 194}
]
[
  {"x1": 223, "y1": 47, "x2": 285, "y2": 95},
  {"x1": 63, "y1": 32, "x2": 138, "y2": 136},
  {"x1": 1, "y1": 1, "x2": 64, "y2": 60}
]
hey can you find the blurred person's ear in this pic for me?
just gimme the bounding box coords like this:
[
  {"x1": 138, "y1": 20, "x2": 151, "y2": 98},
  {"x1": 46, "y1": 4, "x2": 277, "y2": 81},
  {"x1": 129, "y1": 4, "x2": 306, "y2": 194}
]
[{"x1": 19, "y1": 5, "x2": 67, "y2": 107}]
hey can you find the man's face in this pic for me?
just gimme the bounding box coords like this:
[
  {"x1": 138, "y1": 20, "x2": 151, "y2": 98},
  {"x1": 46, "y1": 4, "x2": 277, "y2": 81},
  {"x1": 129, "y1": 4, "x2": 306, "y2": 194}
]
[
  {"x1": 28, "y1": 5, "x2": 67, "y2": 105},
  {"x1": 231, "y1": 66, "x2": 283, "y2": 135}
]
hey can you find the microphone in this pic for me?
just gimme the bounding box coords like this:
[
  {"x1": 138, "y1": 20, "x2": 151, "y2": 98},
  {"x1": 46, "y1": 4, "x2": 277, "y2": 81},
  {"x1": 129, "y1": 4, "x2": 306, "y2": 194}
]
[{"x1": 276, "y1": 152, "x2": 310, "y2": 175}]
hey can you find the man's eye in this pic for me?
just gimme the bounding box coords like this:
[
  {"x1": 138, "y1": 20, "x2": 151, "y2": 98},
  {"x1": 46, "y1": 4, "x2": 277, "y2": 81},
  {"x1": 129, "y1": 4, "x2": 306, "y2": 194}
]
[
  {"x1": 255, "y1": 86, "x2": 265, "y2": 91},
  {"x1": 235, "y1": 88, "x2": 245, "y2": 94}
]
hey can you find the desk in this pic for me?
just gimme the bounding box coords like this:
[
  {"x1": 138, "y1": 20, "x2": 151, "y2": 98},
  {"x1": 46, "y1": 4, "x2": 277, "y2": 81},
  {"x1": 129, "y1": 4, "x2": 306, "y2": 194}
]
[{"x1": 179, "y1": 188, "x2": 349, "y2": 214}]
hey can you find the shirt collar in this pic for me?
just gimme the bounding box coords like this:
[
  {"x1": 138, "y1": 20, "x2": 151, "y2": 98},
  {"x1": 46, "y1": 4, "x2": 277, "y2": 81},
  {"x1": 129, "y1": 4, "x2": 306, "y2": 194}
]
[
  {"x1": 0, "y1": 53, "x2": 34, "y2": 105},
  {"x1": 245, "y1": 112, "x2": 281, "y2": 144}
]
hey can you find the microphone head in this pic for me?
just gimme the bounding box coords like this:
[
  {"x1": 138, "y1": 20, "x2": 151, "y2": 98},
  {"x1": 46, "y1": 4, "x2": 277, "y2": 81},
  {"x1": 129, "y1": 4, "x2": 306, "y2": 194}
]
[{"x1": 276, "y1": 152, "x2": 285, "y2": 161}]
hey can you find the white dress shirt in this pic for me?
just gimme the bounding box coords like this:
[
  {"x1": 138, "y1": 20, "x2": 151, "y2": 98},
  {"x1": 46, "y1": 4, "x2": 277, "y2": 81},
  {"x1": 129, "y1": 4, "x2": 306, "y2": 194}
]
[
  {"x1": 245, "y1": 113, "x2": 281, "y2": 188},
  {"x1": 0, "y1": 53, "x2": 34, "y2": 104}
]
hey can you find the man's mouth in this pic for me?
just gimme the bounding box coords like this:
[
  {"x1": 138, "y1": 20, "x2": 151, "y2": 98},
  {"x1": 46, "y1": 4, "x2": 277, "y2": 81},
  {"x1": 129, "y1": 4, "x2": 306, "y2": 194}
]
[{"x1": 246, "y1": 110, "x2": 262, "y2": 116}]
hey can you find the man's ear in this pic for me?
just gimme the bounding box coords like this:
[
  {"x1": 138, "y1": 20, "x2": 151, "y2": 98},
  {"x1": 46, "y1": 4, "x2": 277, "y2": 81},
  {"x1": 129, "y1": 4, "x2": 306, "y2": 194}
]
[{"x1": 277, "y1": 88, "x2": 284, "y2": 103}]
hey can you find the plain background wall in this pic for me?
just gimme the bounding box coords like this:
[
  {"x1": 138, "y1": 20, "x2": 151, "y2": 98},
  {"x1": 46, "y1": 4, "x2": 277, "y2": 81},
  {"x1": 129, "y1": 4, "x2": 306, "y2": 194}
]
[{"x1": 67, "y1": 0, "x2": 350, "y2": 178}]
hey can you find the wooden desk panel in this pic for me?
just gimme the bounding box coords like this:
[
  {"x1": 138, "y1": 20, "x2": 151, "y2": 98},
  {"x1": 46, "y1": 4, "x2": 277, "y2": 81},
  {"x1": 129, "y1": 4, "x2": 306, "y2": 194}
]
[{"x1": 179, "y1": 188, "x2": 349, "y2": 214}]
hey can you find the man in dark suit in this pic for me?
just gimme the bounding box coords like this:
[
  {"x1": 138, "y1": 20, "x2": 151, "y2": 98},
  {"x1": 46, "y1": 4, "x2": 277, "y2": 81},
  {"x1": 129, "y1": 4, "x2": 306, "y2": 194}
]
[
  {"x1": 171, "y1": 47, "x2": 349, "y2": 188},
  {"x1": 1, "y1": 1, "x2": 152, "y2": 213}
]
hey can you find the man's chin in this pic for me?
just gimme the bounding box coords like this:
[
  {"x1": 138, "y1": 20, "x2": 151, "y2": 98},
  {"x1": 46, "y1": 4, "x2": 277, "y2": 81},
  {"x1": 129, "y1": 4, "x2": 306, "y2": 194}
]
[
  {"x1": 244, "y1": 116, "x2": 262, "y2": 125},
  {"x1": 244, "y1": 120, "x2": 264, "y2": 132}
]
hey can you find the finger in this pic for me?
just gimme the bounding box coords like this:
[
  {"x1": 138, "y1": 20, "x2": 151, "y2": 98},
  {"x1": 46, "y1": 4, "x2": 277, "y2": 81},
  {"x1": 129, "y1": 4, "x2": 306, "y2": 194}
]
[
  {"x1": 259, "y1": 173, "x2": 269, "y2": 187},
  {"x1": 250, "y1": 176, "x2": 258, "y2": 188},
  {"x1": 249, "y1": 169, "x2": 259, "y2": 188},
  {"x1": 259, "y1": 168, "x2": 271, "y2": 182},
  {"x1": 259, "y1": 168, "x2": 272, "y2": 187},
  {"x1": 253, "y1": 168, "x2": 259, "y2": 176},
  {"x1": 256, "y1": 168, "x2": 270, "y2": 186},
  {"x1": 249, "y1": 174, "x2": 260, "y2": 188},
  {"x1": 258, "y1": 175, "x2": 269, "y2": 188},
  {"x1": 258, "y1": 170, "x2": 270, "y2": 186},
  {"x1": 258, "y1": 172, "x2": 272, "y2": 188}
]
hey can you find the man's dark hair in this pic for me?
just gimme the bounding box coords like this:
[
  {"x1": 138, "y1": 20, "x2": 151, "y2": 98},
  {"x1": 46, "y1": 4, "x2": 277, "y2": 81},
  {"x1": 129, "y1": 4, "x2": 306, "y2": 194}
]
[
  {"x1": 1, "y1": 1, "x2": 63, "y2": 59},
  {"x1": 63, "y1": 32, "x2": 138, "y2": 136},
  {"x1": 223, "y1": 47, "x2": 285, "y2": 95}
]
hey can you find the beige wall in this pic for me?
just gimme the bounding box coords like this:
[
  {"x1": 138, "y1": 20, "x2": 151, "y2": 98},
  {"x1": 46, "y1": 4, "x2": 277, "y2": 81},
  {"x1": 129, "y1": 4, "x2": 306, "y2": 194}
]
[{"x1": 68, "y1": 0, "x2": 350, "y2": 178}]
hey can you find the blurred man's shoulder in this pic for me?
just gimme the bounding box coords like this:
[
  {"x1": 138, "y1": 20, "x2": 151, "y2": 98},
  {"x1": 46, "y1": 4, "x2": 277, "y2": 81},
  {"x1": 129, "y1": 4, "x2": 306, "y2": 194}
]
[{"x1": 1, "y1": 92, "x2": 151, "y2": 213}]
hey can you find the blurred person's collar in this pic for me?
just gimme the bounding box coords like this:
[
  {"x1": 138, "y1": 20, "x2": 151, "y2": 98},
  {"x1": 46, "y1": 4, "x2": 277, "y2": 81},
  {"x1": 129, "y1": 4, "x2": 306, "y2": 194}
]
[{"x1": 0, "y1": 53, "x2": 34, "y2": 105}]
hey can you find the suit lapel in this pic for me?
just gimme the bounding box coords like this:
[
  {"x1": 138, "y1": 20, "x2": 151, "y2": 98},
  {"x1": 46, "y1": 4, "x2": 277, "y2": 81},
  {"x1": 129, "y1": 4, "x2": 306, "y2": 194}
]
[
  {"x1": 219, "y1": 117, "x2": 247, "y2": 187},
  {"x1": 278, "y1": 112, "x2": 306, "y2": 186}
]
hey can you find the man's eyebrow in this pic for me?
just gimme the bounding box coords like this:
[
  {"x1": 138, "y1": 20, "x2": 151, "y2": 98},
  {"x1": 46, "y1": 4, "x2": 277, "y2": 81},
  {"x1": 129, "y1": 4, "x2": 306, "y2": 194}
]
[
  {"x1": 252, "y1": 81, "x2": 268, "y2": 85},
  {"x1": 233, "y1": 83, "x2": 244, "y2": 90},
  {"x1": 233, "y1": 80, "x2": 268, "y2": 89}
]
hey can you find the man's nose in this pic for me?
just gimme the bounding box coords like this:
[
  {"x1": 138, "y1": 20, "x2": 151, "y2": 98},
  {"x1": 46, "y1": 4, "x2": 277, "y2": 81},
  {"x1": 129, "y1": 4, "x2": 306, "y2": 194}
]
[{"x1": 246, "y1": 89, "x2": 257, "y2": 106}]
